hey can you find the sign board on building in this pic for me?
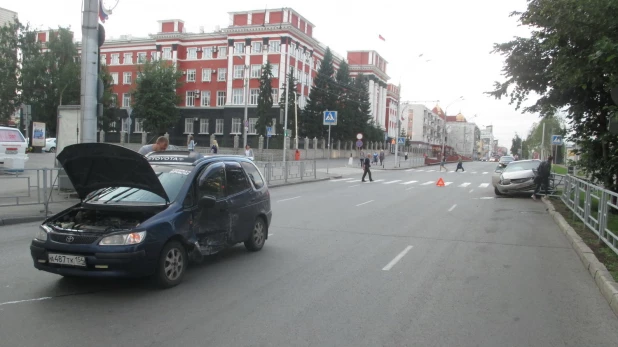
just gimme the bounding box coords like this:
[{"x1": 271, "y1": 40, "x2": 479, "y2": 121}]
[{"x1": 323, "y1": 111, "x2": 337, "y2": 125}]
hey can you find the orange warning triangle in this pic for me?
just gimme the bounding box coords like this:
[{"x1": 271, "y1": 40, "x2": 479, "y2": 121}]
[{"x1": 436, "y1": 178, "x2": 445, "y2": 187}]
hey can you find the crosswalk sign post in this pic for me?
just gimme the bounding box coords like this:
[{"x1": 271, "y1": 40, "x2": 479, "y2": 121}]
[
  {"x1": 266, "y1": 127, "x2": 272, "y2": 150},
  {"x1": 397, "y1": 137, "x2": 405, "y2": 145},
  {"x1": 323, "y1": 111, "x2": 337, "y2": 174}
]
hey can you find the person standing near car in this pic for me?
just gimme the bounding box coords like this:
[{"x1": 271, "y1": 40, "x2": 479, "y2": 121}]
[
  {"x1": 245, "y1": 145, "x2": 254, "y2": 159},
  {"x1": 187, "y1": 135, "x2": 196, "y2": 152},
  {"x1": 362, "y1": 154, "x2": 373, "y2": 182},
  {"x1": 532, "y1": 155, "x2": 553, "y2": 200},
  {"x1": 138, "y1": 136, "x2": 169, "y2": 155}
]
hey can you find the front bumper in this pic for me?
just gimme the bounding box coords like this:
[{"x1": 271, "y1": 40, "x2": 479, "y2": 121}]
[
  {"x1": 496, "y1": 179, "x2": 536, "y2": 194},
  {"x1": 30, "y1": 242, "x2": 157, "y2": 278}
]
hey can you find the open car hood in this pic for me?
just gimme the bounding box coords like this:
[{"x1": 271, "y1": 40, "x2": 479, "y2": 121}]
[{"x1": 56, "y1": 143, "x2": 169, "y2": 202}]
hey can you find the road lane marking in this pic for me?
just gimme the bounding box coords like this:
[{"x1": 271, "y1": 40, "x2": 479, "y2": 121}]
[
  {"x1": 406, "y1": 187, "x2": 414, "y2": 190},
  {"x1": 372, "y1": 179, "x2": 385, "y2": 183},
  {"x1": 349, "y1": 184, "x2": 360, "y2": 188},
  {"x1": 427, "y1": 169, "x2": 435, "y2": 172},
  {"x1": 448, "y1": 204, "x2": 457, "y2": 212},
  {"x1": 479, "y1": 183, "x2": 490, "y2": 188},
  {"x1": 0, "y1": 297, "x2": 52, "y2": 307},
  {"x1": 277, "y1": 196, "x2": 301, "y2": 203},
  {"x1": 402, "y1": 180, "x2": 417, "y2": 185},
  {"x1": 331, "y1": 178, "x2": 353, "y2": 182},
  {"x1": 444, "y1": 182, "x2": 453, "y2": 186},
  {"x1": 469, "y1": 189, "x2": 474, "y2": 193},
  {"x1": 479, "y1": 197, "x2": 495, "y2": 200},
  {"x1": 421, "y1": 181, "x2": 434, "y2": 185},
  {"x1": 405, "y1": 169, "x2": 415, "y2": 172},
  {"x1": 459, "y1": 182, "x2": 471, "y2": 187},
  {"x1": 482, "y1": 172, "x2": 489, "y2": 174},
  {"x1": 382, "y1": 245, "x2": 414, "y2": 271},
  {"x1": 472, "y1": 172, "x2": 478, "y2": 174},
  {"x1": 384, "y1": 180, "x2": 401, "y2": 184},
  {"x1": 356, "y1": 200, "x2": 374, "y2": 207}
]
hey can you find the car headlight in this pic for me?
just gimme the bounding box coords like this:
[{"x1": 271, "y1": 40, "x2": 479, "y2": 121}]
[
  {"x1": 34, "y1": 225, "x2": 50, "y2": 241},
  {"x1": 99, "y1": 231, "x2": 147, "y2": 246}
]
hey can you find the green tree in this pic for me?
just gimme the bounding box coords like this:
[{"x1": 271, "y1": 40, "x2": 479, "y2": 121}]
[
  {"x1": 487, "y1": 0, "x2": 618, "y2": 189},
  {"x1": 278, "y1": 70, "x2": 300, "y2": 138},
  {"x1": 97, "y1": 65, "x2": 118, "y2": 132},
  {"x1": 511, "y1": 134, "x2": 522, "y2": 156},
  {"x1": 302, "y1": 47, "x2": 337, "y2": 138},
  {"x1": 132, "y1": 59, "x2": 183, "y2": 134},
  {"x1": 255, "y1": 61, "x2": 274, "y2": 137},
  {"x1": 350, "y1": 75, "x2": 382, "y2": 142},
  {"x1": 332, "y1": 60, "x2": 352, "y2": 141},
  {"x1": 523, "y1": 115, "x2": 566, "y2": 159},
  {"x1": 0, "y1": 19, "x2": 20, "y2": 122}
]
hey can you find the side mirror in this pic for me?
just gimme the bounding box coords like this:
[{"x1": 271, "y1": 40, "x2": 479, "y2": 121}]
[{"x1": 198, "y1": 195, "x2": 216, "y2": 209}]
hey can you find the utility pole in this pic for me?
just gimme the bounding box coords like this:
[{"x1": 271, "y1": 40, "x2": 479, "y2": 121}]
[
  {"x1": 243, "y1": 64, "x2": 248, "y2": 148},
  {"x1": 80, "y1": 0, "x2": 99, "y2": 143},
  {"x1": 282, "y1": 37, "x2": 291, "y2": 172}
]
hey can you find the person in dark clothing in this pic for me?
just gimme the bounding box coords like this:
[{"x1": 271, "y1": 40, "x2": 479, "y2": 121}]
[
  {"x1": 362, "y1": 154, "x2": 373, "y2": 182},
  {"x1": 455, "y1": 156, "x2": 465, "y2": 172},
  {"x1": 532, "y1": 155, "x2": 553, "y2": 200}
]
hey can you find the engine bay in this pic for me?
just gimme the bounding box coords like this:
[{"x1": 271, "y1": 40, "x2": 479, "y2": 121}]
[{"x1": 47, "y1": 208, "x2": 154, "y2": 234}]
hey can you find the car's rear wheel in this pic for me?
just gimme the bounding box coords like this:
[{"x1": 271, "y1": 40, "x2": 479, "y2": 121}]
[
  {"x1": 50, "y1": 147, "x2": 56, "y2": 153},
  {"x1": 494, "y1": 187, "x2": 503, "y2": 196},
  {"x1": 244, "y1": 217, "x2": 266, "y2": 252},
  {"x1": 155, "y1": 241, "x2": 187, "y2": 288}
]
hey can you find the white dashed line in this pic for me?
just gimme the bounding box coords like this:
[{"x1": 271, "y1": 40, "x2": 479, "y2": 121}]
[
  {"x1": 444, "y1": 182, "x2": 453, "y2": 186},
  {"x1": 382, "y1": 246, "x2": 414, "y2": 271},
  {"x1": 372, "y1": 179, "x2": 385, "y2": 183},
  {"x1": 459, "y1": 182, "x2": 471, "y2": 187},
  {"x1": 482, "y1": 172, "x2": 489, "y2": 175},
  {"x1": 421, "y1": 181, "x2": 434, "y2": 185},
  {"x1": 0, "y1": 297, "x2": 52, "y2": 307},
  {"x1": 402, "y1": 180, "x2": 417, "y2": 185},
  {"x1": 448, "y1": 204, "x2": 457, "y2": 212},
  {"x1": 479, "y1": 183, "x2": 490, "y2": 188},
  {"x1": 384, "y1": 180, "x2": 402, "y2": 184},
  {"x1": 331, "y1": 178, "x2": 353, "y2": 182},
  {"x1": 356, "y1": 200, "x2": 374, "y2": 207},
  {"x1": 406, "y1": 187, "x2": 414, "y2": 190},
  {"x1": 277, "y1": 196, "x2": 301, "y2": 203},
  {"x1": 469, "y1": 189, "x2": 474, "y2": 193},
  {"x1": 349, "y1": 185, "x2": 360, "y2": 188}
]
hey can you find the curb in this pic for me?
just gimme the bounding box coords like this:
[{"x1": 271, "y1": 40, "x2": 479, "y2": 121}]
[
  {"x1": 0, "y1": 215, "x2": 46, "y2": 226},
  {"x1": 543, "y1": 198, "x2": 618, "y2": 317},
  {"x1": 268, "y1": 177, "x2": 331, "y2": 189}
]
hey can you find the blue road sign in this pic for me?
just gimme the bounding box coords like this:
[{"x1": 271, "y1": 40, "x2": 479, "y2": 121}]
[
  {"x1": 551, "y1": 135, "x2": 563, "y2": 145},
  {"x1": 266, "y1": 127, "x2": 272, "y2": 138},
  {"x1": 323, "y1": 111, "x2": 338, "y2": 125},
  {"x1": 356, "y1": 140, "x2": 363, "y2": 148},
  {"x1": 397, "y1": 137, "x2": 406, "y2": 144}
]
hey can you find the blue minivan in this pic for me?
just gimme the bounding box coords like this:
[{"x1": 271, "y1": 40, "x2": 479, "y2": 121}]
[{"x1": 30, "y1": 143, "x2": 272, "y2": 288}]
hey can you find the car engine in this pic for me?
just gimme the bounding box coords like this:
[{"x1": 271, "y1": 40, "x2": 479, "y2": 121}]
[{"x1": 48, "y1": 209, "x2": 152, "y2": 234}]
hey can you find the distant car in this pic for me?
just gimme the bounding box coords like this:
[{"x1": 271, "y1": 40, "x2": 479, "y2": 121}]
[
  {"x1": 499, "y1": 155, "x2": 515, "y2": 165},
  {"x1": 0, "y1": 126, "x2": 29, "y2": 165},
  {"x1": 493, "y1": 159, "x2": 542, "y2": 196},
  {"x1": 43, "y1": 138, "x2": 57, "y2": 153}
]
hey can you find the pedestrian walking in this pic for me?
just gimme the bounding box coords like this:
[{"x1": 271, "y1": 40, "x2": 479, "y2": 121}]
[
  {"x1": 348, "y1": 153, "x2": 354, "y2": 166},
  {"x1": 360, "y1": 151, "x2": 365, "y2": 167},
  {"x1": 379, "y1": 150, "x2": 385, "y2": 167},
  {"x1": 362, "y1": 154, "x2": 373, "y2": 182},
  {"x1": 373, "y1": 152, "x2": 378, "y2": 164},
  {"x1": 210, "y1": 140, "x2": 218, "y2": 153},
  {"x1": 404, "y1": 152, "x2": 408, "y2": 161},
  {"x1": 532, "y1": 155, "x2": 553, "y2": 200},
  {"x1": 187, "y1": 135, "x2": 196, "y2": 152},
  {"x1": 455, "y1": 156, "x2": 465, "y2": 172},
  {"x1": 440, "y1": 154, "x2": 448, "y2": 172}
]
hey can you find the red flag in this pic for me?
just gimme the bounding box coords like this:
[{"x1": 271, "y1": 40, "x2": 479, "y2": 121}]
[{"x1": 379, "y1": 34, "x2": 385, "y2": 41}]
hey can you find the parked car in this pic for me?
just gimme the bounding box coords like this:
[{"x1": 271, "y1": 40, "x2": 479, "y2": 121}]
[
  {"x1": 493, "y1": 159, "x2": 542, "y2": 196},
  {"x1": 0, "y1": 126, "x2": 29, "y2": 165},
  {"x1": 43, "y1": 138, "x2": 57, "y2": 153},
  {"x1": 30, "y1": 143, "x2": 272, "y2": 288},
  {"x1": 499, "y1": 155, "x2": 515, "y2": 166}
]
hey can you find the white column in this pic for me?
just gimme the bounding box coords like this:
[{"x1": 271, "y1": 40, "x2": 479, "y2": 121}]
[
  {"x1": 262, "y1": 42, "x2": 268, "y2": 65},
  {"x1": 226, "y1": 43, "x2": 234, "y2": 104},
  {"x1": 279, "y1": 40, "x2": 287, "y2": 91},
  {"x1": 248, "y1": 13, "x2": 252, "y2": 25},
  {"x1": 265, "y1": 11, "x2": 270, "y2": 24},
  {"x1": 368, "y1": 80, "x2": 376, "y2": 121},
  {"x1": 381, "y1": 86, "x2": 387, "y2": 128},
  {"x1": 300, "y1": 51, "x2": 306, "y2": 97}
]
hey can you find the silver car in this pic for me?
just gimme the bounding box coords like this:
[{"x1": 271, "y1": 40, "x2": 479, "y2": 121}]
[{"x1": 493, "y1": 159, "x2": 541, "y2": 196}]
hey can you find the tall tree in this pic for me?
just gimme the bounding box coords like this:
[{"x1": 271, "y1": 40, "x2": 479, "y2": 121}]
[
  {"x1": 255, "y1": 61, "x2": 274, "y2": 137},
  {"x1": 487, "y1": 0, "x2": 618, "y2": 189},
  {"x1": 351, "y1": 74, "x2": 382, "y2": 142},
  {"x1": 523, "y1": 115, "x2": 566, "y2": 158},
  {"x1": 332, "y1": 60, "x2": 352, "y2": 141},
  {"x1": 98, "y1": 65, "x2": 118, "y2": 132},
  {"x1": 278, "y1": 70, "x2": 300, "y2": 138},
  {"x1": 510, "y1": 134, "x2": 522, "y2": 156},
  {"x1": 132, "y1": 59, "x2": 183, "y2": 134},
  {"x1": 302, "y1": 47, "x2": 337, "y2": 138},
  {"x1": 0, "y1": 19, "x2": 20, "y2": 122}
]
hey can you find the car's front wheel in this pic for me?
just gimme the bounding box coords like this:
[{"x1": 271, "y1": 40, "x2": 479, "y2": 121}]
[
  {"x1": 155, "y1": 241, "x2": 187, "y2": 288},
  {"x1": 244, "y1": 217, "x2": 266, "y2": 252},
  {"x1": 494, "y1": 187, "x2": 503, "y2": 196}
]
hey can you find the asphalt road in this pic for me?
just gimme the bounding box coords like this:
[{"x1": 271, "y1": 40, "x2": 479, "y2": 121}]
[{"x1": 1, "y1": 161, "x2": 618, "y2": 347}]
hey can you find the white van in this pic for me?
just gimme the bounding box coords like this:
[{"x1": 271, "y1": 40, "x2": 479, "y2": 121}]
[{"x1": 0, "y1": 126, "x2": 29, "y2": 166}]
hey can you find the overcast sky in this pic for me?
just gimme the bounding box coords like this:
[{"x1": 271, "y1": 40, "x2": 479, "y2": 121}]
[{"x1": 2, "y1": 0, "x2": 540, "y2": 148}]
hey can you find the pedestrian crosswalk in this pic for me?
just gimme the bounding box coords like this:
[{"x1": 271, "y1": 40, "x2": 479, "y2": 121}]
[{"x1": 330, "y1": 177, "x2": 492, "y2": 189}]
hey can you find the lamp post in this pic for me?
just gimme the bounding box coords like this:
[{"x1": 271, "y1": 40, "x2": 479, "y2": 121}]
[
  {"x1": 293, "y1": 91, "x2": 298, "y2": 149},
  {"x1": 440, "y1": 96, "x2": 464, "y2": 160},
  {"x1": 243, "y1": 64, "x2": 249, "y2": 148}
]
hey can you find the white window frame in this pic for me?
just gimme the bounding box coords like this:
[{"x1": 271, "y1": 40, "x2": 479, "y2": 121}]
[
  {"x1": 269, "y1": 41, "x2": 280, "y2": 53},
  {"x1": 184, "y1": 118, "x2": 194, "y2": 134},
  {"x1": 249, "y1": 88, "x2": 259, "y2": 105},
  {"x1": 250, "y1": 64, "x2": 261, "y2": 78},
  {"x1": 215, "y1": 119, "x2": 224, "y2": 134},
  {"x1": 123, "y1": 72, "x2": 132, "y2": 85},
  {"x1": 218, "y1": 46, "x2": 227, "y2": 59},
  {"x1": 200, "y1": 91, "x2": 210, "y2": 107},
  {"x1": 150, "y1": 51, "x2": 158, "y2": 61},
  {"x1": 202, "y1": 47, "x2": 213, "y2": 59},
  {"x1": 201, "y1": 68, "x2": 211, "y2": 82},
  {"x1": 233, "y1": 65, "x2": 245, "y2": 79},
  {"x1": 162, "y1": 47, "x2": 172, "y2": 60},
  {"x1": 231, "y1": 118, "x2": 242, "y2": 134},
  {"x1": 217, "y1": 68, "x2": 226, "y2": 81},
  {"x1": 199, "y1": 119, "x2": 209, "y2": 134},
  {"x1": 111, "y1": 53, "x2": 119, "y2": 65},
  {"x1": 271, "y1": 89, "x2": 279, "y2": 104},
  {"x1": 248, "y1": 118, "x2": 257, "y2": 134},
  {"x1": 234, "y1": 42, "x2": 245, "y2": 55},
  {"x1": 251, "y1": 42, "x2": 262, "y2": 54},
  {"x1": 111, "y1": 72, "x2": 118, "y2": 85},
  {"x1": 216, "y1": 91, "x2": 226, "y2": 106},
  {"x1": 137, "y1": 52, "x2": 147, "y2": 63},
  {"x1": 122, "y1": 93, "x2": 131, "y2": 108},
  {"x1": 186, "y1": 69, "x2": 196, "y2": 82},
  {"x1": 134, "y1": 118, "x2": 144, "y2": 133},
  {"x1": 232, "y1": 88, "x2": 244, "y2": 105},
  {"x1": 187, "y1": 47, "x2": 197, "y2": 60},
  {"x1": 186, "y1": 91, "x2": 195, "y2": 107},
  {"x1": 123, "y1": 52, "x2": 133, "y2": 65},
  {"x1": 100, "y1": 54, "x2": 106, "y2": 65},
  {"x1": 271, "y1": 64, "x2": 279, "y2": 78}
]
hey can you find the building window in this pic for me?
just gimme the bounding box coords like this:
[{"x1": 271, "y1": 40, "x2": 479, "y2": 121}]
[
  {"x1": 271, "y1": 64, "x2": 279, "y2": 78},
  {"x1": 110, "y1": 93, "x2": 118, "y2": 107},
  {"x1": 199, "y1": 119, "x2": 209, "y2": 134},
  {"x1": 232, "y1": 88, "x2": 244, "y2": 105},
  {"x1": 186, "y1": 91, "x2": 195, "y2": 107},
  {"x1": 218, "y1": 46, "x2": 227, "y2": 58},
  {"x1": 233, "y1": 65, "x2": 245, "y2": 79},
  {"x1": 271, "y1": 89, "x2": 279, "y2": 104},
  {"x1": 111, "y1": 54, "x2": 119, "y2": 65},
  {"x1": 150, "y1": 51, "x2": 158, "y2": 60},
  {"x1": 216, "y1": 91, "x2": 226, "y2": 106},
  {"x1": 134, "y1": 118, "x2": 144, "y2": 133},
  {"x1": 202, "y1": 47, "x2": 213, "y2": 59},
  {"x1": 215, "y1": 119, "x2": 224, "y2": 134},
  {"x1": 217, "y1": 68, "x2": 226, "y2": 81},
  {"x1": 249, "y1": 88, "x2": 259, "y2": 105},
  {"x1": 234, "y1": 42, "x2": 245, "y2": 55},
  {"x1": 231, "y1": 118, "x2": 242, "y2": 134},
  {"x1": 186, "y1": 69, "x2": 196, "y2": 82},
  {"x1": 111, "y1": 72, "x2": 118, "y2": 85},
  {"x1": 162, "y1": 47, "x2": 172, "y2": 60},
  {"x1": 269, "y1": 41, "x2": 280, "y2": 53},
  {"x1": 122, "y1": 93, "x2": 131, "y2": 107},
  {"x1": 252, "y1": 42, "x2": 262, "y2": 54},
  {"x1": 121, "y1": 118, "x2": 129, "y2": 133},
  {"x1": 109, "y1": 121, "x2": 117, "y2": 132},
  {"x1": 250, "y1": 64, "x2": 261, "y2": 78},
  {"x1": 100, "y1": 54, "x2": 106, "y2": 65},
  {"x1": 248, "y1": 118, "x2": 257, "y2": 134},
  {"x1": 137, "y1": 52, "x2": 147, "y2": 63},
  {"x1": 122, "y1": 72, "x2": 131, "y2": 85},
  {"x1": 184, "y1": 118, "x2": 193, "y2": 134},
  {"x1": 123, "y1": 53, "x2": 132, "y2": 64},
  {"x1": 187, "y1": 48, "x2": 197, "y2": 60},
  {"x1": 201, "y1": 68, "x2": 211, "y2": 82},
  {"x1": 201, "y1": 91, "x2": 210, "y2": 106}
]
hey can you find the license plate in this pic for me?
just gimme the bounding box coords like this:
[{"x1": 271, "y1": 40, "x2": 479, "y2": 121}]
[
  {"x1": 48, "y1": 253, "x2": 86, "y2": 267},
  {"x1": 5, "y1": 150, "x2": 17, "y2": 154}
]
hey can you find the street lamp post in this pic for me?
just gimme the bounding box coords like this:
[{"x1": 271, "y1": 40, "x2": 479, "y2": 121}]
[
  {"x1": 441, "y1": 96, "x2": 464, "y2": 160},
  {"x1": 243, "y1": 64, "x2": 249, "y2": 148},
  {"x1": 293, "y1": 91, "x2": 298, "y2": 149}
]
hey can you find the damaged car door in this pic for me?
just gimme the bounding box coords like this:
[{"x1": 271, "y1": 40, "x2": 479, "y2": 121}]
[
  {"x1": 195, "y1": 162, "x2": 230, "y2": 254},
  {"x1": 223, "y1": 162, "x2": 255, "y2": 242}
]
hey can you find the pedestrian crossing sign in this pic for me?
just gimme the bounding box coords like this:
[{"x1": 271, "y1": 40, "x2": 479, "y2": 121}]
[
  {"x1": 323, "y1": 111, "x2": 337, "y2": 125},
  {"x1": 436, "y1": 178, "x2": 445, "y2": 187}
]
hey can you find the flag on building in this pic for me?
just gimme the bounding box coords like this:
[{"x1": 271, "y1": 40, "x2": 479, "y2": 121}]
[
  {"x1": 378, "y1": 34, "x2": 385, "y2": 41},
  {"x1": 99, "y1": 1, "x2": 110, "y2": 23}
]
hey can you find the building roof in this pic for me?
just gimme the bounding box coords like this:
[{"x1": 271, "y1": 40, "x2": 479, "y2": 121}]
[{"x1": 432, "y1": 104, "x2": 445, "y2": 119}]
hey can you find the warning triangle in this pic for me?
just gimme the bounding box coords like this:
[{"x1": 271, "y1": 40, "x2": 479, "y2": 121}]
[{"x1": 436, "y1": 178, "x2": 445, "y2": 187}]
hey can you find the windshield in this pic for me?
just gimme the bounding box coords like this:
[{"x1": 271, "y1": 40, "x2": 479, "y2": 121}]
[
  {"x1": 85, "y1": 165, "x2": 191, "y2": 204},
  {"x1": 504, "y1": 161, "x2": 540, "y2": 172},
  {"x1": 500, "y1": 156, "x2": 514, "y2": 162},
  {"x1": 0, "y1": 129, "x2": 26, "y2": 142}
]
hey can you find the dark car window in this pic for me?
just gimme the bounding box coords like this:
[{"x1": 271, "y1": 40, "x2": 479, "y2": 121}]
[
  {"x1": 241, "y1": 162, "x2": 265, "y2": 189},
  {"x1": 198, "y1": 163, "x2": 226, "y2": 199},
  {"x1": 225, "y1": 162, "x2": 251, "y2": 196}
]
